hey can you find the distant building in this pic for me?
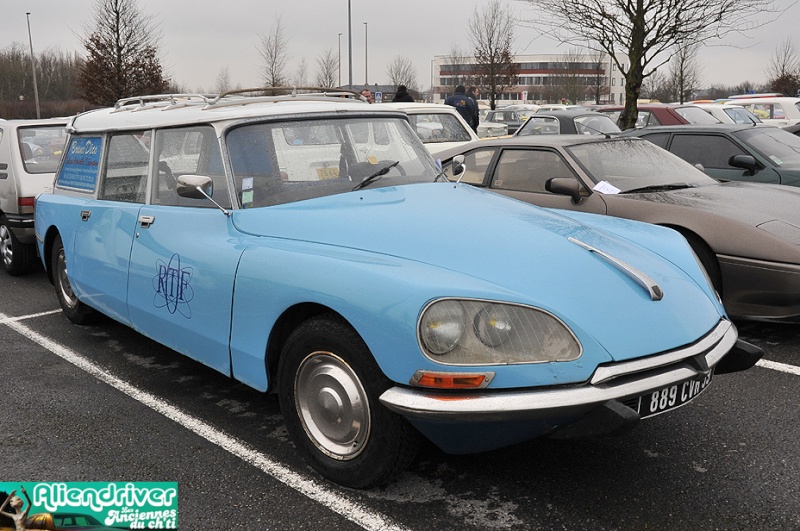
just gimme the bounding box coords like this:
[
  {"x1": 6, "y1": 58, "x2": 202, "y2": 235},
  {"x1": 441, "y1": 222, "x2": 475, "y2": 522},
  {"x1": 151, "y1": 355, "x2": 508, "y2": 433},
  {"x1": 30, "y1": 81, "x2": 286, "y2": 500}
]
[{"x1": 431, "y1": 53, "x2": 627, "y2": 106}]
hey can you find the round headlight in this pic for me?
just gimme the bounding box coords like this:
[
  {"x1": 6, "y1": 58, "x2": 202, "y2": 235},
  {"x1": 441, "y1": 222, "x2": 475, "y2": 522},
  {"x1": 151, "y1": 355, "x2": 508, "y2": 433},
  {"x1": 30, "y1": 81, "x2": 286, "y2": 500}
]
[
  {"x1": 420, "y1": 300, "x2": 466, "y2": 355},
  {"x1": 473, "y1": 304, "x2": 514, "y2": 347}
]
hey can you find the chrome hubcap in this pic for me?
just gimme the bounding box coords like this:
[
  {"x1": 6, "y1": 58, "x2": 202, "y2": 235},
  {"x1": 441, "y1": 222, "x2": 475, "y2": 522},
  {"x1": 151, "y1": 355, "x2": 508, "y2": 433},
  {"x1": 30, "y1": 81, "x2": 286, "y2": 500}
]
[
  {"x1": 0, "y1": 225, "x2": 12, "y2": 268},
  {"x1": 295, "y1": 351, "x2": 370, "y2": 460},
  {"x1": 56, "y1": 249, "x2": 79, "y2": 309}
]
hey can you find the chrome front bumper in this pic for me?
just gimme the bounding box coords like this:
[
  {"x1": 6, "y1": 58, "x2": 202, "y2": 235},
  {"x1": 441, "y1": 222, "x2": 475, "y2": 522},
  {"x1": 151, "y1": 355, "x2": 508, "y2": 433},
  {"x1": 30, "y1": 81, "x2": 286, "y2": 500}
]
[{"x1": 380, "y1": 319, "x2": 740, "y2": 423}]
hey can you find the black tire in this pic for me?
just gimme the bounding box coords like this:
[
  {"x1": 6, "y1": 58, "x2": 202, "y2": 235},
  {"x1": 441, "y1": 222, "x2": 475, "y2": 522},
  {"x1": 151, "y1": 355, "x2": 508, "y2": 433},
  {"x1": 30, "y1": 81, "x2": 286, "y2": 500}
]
[
  {"x1": 51, "y1": 234, "x2": 96, "y2": 324},
  {"x1": 278, "y1": 314, "x2": 420, "y2": 488},
  {"x1": 0, "y1": 221, "x2": 34, "y2": 276},
  {"x1": 681, "y1": 231, "x2": 722, "y2": 296}
]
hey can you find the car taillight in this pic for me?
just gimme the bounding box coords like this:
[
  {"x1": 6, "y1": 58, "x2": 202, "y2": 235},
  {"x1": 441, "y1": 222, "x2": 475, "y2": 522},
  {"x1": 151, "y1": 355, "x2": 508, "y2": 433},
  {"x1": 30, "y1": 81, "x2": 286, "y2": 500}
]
[{"x1": 18, "y1": 197, "x2": 35, "y2": 214}]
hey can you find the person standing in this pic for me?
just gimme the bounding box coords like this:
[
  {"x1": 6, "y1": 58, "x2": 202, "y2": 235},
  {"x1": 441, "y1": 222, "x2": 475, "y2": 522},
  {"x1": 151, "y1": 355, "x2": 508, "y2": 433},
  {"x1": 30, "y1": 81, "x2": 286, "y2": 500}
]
[
  {"x1": 466, "y1": 86, "x2": 480, "y2": 132},
  {"x1": 392, "y1": 84, "x2": 414, "y2": 102},
  {"x1": 445, "y1": 85, "x2": 478, "y2": 131}
]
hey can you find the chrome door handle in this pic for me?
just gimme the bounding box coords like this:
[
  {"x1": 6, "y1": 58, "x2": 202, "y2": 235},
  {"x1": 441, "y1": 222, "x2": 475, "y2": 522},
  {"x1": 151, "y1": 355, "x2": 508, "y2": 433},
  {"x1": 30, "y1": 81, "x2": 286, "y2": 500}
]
[
  {"x1": 139, "y1": 215, "x2": 155, "y2": 228},
  {"x1": 80, "y1": 210, "x2": 91, "y2": 221}
]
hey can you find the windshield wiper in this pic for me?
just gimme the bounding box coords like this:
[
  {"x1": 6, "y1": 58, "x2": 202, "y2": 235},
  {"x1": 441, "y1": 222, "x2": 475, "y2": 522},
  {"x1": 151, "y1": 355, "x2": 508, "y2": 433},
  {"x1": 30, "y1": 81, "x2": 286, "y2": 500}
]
[
  {"x1": 352, "y1": 160, "x2": 400, "y2": 191},
  {"x1": 622, "y1": 183, "x2": 696, "y2": 194}
]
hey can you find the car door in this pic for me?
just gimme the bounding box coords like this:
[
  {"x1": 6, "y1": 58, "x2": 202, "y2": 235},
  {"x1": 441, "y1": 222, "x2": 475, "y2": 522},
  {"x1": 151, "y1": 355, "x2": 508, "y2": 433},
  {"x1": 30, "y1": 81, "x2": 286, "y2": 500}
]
[
  {"x1": 71, "y1": 132, "x2": 149, "y2": 324},
  {"x1": 666, "y1": 133, "x2": 781, "y2": 184},
  {"x1": 126, "y1": 126, "x2": 242, "y2": 375}
]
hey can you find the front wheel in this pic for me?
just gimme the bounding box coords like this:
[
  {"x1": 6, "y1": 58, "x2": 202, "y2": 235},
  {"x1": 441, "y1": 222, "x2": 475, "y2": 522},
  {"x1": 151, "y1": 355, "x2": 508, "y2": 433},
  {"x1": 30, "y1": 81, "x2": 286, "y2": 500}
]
[
  {"x1": 51, "y1": 234, "x2": 96, "y2": 324},
  {"x1": 278, "y1": 314, "x2": 420, "y2": 488},
  {"x1": 0, "y1": 222, "x2": 34, "y2": 276}
]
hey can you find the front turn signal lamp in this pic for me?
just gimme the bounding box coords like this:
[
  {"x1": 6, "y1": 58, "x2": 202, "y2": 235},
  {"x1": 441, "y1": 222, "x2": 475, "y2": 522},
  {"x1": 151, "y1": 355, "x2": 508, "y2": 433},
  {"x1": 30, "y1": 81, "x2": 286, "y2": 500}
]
[{"x1": 410, "y1": 370, "x2": 494, "y2": 389}]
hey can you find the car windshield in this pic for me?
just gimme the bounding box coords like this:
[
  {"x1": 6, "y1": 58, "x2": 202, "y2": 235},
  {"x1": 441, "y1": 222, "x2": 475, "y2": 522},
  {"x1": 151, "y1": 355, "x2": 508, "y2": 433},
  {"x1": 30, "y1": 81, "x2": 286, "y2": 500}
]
[
  {"x1": 574, "y1": 115, "x2": 621, "y2": 134},
  {"x1": 17, "y1": 125, "x2": 68, "y2": 174},
  {"x1": 565, "y1": 139, "x2": 717, "y2": 192},
  {"x1": 516, "y1": 116, "x2": 560, "y2": 135},
  {"x1": 735, "y1": 127, "x2": 800, "y2": 167},
  {"x1": 725, "y1": 107, "x2": 761, "y2": 124},
  {"x1": 408, "y1": 113, "x2": 472, "y2": 144},
  {"x1": 674, "y1": 106, "x2": 722, "y2": 124},
  {"x1": 228, "y1": 116, "x2": 437, "y2": 208}
]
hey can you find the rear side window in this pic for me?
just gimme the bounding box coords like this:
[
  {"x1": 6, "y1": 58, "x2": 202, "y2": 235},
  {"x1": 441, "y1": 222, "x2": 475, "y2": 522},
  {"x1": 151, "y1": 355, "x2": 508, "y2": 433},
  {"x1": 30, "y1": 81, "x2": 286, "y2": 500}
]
[
  {"x1": 57, "y1": 136, "x2": 103, "y2": 192},
  {"x1": 99, "y1": 131, "x2": 150, "y2": 203},
  {"x1": 444, "y1": 148, "x2": 495, "y2": 184},
  {"x1": 17, "y1": 125, "x2": 67, "y2": 174},
  {"x1": 639, "y1": 132, "x2": 670, "y2": 149}
]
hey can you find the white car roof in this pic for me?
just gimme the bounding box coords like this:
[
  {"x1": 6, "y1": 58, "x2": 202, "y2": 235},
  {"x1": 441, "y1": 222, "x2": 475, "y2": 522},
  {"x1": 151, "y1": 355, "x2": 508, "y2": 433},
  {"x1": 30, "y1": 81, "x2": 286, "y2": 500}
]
[{"x1": 67, "y1": 91, "x2": 403, "y2": 133}]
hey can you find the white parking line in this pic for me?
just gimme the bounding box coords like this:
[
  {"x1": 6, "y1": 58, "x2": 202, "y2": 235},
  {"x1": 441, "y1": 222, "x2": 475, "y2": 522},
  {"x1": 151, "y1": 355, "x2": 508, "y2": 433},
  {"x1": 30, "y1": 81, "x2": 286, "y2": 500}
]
[
  {"x1": 0, "y1": 311, "x2": 409, "y2": 531},
  {"x1": 757, "y1": 359, "x2": 800, "y2": 376},
  {"x1": 0, "y1": 309, "x2": 62, "y2": 325}
]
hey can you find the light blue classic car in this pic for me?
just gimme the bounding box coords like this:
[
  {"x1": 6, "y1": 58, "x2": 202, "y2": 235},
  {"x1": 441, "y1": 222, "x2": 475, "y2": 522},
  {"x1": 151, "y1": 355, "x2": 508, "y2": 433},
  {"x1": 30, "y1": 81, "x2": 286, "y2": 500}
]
[{"x1": 35, "y1": 90, "x2": 760, "y2": 488}]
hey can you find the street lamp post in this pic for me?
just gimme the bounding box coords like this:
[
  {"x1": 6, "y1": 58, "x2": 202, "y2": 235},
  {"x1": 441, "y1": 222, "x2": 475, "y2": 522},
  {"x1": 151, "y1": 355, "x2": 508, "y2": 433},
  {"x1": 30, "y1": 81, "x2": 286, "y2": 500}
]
[
  {"x1": 25, "y1": 12, "x2": 41, "y2": 119},
  {"x1": 347, "y1": 0, "x2": 353, "y2": 88},
  {"x1": 338, "y1": 33, "x2": 342, "y2": 88},
  {"x1": 363, "y1": 22, "x2": 368, "y2": 85}
]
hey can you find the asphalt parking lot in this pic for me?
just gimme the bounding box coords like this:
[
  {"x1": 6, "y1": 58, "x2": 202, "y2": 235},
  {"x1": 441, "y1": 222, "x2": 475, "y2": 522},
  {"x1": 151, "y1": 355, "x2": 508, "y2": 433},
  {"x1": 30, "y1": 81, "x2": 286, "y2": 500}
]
[{"x1": 2, "y1": 263, "x2": 799, "y2": 530}]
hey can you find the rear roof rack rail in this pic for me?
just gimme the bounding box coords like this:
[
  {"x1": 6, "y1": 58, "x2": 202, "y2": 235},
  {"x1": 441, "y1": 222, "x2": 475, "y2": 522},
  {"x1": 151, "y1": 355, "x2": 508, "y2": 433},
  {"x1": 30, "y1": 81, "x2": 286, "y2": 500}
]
[{"x1": 111, "y1": 87, "x2": 367, "y2": 113}]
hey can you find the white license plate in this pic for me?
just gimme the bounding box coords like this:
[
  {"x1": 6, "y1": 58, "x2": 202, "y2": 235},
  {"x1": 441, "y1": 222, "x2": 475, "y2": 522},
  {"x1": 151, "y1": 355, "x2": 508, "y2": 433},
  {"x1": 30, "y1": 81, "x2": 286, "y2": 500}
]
[{"x1": 636, "y1": 371, "x2": 713, "y2": 418}]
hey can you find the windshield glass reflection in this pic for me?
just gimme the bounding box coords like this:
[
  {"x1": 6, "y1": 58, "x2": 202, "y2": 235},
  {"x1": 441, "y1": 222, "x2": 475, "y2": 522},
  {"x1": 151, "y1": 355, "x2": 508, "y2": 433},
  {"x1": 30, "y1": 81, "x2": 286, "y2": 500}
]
[{"x1": 566, "y1": 139, "x2": 716, "y2": 192}]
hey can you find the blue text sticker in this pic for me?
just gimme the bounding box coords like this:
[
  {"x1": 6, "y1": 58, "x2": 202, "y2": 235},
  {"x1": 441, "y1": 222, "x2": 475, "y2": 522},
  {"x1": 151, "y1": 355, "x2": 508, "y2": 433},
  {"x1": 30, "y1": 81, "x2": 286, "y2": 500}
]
[{"x1": 57, "y1": 136, "x2": 103, "y2": 191}]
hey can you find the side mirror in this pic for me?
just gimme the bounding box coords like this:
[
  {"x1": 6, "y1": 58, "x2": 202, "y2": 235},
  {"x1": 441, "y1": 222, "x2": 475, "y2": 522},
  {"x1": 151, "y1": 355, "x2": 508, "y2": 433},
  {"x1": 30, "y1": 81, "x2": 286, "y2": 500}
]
[
  {"x1": 729, "y1": 154, "x2": 758, "y2": 176},
  {"x1": 546, "y1": 177, "x2": 583, "y2": 204},
  {"x1": 176, "y1": 174, "x2": 214, "y2": 199},
  {"x1": 451, "y1": 155, "x2": 466, "y2": 180}
]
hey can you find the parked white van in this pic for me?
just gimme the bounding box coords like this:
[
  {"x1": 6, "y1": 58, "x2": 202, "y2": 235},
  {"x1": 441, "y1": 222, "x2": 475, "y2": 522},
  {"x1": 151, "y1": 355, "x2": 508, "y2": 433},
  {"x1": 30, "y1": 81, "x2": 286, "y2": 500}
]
[
  {"x1": 728, "y1": 97, "x2": 800, "y2": 127},
  {"x1": 0, "y1": 119, "x2": 68, "y2": 274}
]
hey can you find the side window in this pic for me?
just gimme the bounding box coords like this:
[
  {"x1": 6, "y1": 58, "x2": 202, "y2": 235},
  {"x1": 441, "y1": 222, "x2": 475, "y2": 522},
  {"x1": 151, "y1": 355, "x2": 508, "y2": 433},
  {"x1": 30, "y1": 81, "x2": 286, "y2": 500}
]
[
  {"x1": 152, "y1": 126, "x2": 230, "y2": 208},
  {"x1": 445, "y1": 149, "x2": 495, "y2": 184},
  {"x1": 491, "y1": 149, "x2": 574, "y2": 193},
  {"x1": 99, "y1": 131, "x2": 150, "y2": 203},
  {"x1": 669, "y1": 134, "x2": 746, "y2": 169}
]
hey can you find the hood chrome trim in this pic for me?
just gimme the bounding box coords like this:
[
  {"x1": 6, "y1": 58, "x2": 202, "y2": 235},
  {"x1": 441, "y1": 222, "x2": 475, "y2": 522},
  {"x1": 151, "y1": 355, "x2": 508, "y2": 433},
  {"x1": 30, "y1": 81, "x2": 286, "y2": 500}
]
[{"x1": 569, "y1": 237, "x2": 664, "y2": 301}]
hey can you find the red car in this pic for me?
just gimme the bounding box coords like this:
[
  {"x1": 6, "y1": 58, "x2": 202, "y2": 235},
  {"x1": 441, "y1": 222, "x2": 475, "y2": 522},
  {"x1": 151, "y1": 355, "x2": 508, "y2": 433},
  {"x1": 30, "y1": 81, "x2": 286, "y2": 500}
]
[{"x1": 598, "y1": 103, "x2": 721, "y2": 128}]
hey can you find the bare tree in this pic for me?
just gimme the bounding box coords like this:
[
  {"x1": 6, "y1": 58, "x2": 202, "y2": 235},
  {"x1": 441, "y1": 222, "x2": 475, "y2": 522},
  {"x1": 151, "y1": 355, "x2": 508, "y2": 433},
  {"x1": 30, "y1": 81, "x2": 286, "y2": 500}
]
[
  {"x1": 766, "y1": 37, "x2": 800, "y2": 96},
  {"x1": 523, "y1": 0, "x2": 782, "y2": 129},
  {"x1": 260, "y1": 16, "x2": 291, "y2": 87},
  {"x1": 76, "y1": 0, "x2": 169, "y2": 106},
  {"x1": 294, "y1": 57, "x2": 309, "y2": 87},
  {"x1": 215, "y1": 66, "x2": 230, "y2": 94},
  {"x1": 586, "y1": 48, "x2": 609, "y2": 105},
  {"x1": 386, "y1": 56, "x2": 419, "y2": 92},
  {"x1": 468, "y1": 0, "x2": 518, "y2": 110},
  {"x1": 640, "y1": 69, "x2": 674, "y2": 102},
  {"x1": 550, "y1": 47, "x2": 589, "y2": 105},
  {"x1": 315, "y1": 48, "x2": 338, "y2": 88},
  {"x1": 669, "y1": 42, "x2": 701, "y2": 103},
  {"x1": 443, "y1": 44, "x2": 474, "y2": 91}
]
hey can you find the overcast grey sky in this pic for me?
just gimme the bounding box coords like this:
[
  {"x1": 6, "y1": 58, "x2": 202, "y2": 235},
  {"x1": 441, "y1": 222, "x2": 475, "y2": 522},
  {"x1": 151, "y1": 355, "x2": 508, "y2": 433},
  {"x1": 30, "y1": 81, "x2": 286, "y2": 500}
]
[{"x1": 1, "y1": 0, "x2": 797, "y2": 93}]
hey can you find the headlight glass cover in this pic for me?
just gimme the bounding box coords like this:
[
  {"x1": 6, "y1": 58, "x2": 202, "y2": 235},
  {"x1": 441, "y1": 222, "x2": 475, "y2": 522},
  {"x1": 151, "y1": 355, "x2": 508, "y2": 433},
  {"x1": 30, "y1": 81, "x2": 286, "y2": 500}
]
[{"x1": 418, "y1": 299, "x2": 582, "y2": 365}]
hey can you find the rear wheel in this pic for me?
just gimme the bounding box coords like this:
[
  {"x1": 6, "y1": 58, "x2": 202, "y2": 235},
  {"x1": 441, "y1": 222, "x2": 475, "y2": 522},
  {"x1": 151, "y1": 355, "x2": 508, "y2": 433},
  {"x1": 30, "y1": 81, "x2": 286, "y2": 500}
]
[
  {"x1": 278, "y1": 314, "x2": 420, "y2": 488},
  {"x1": 0, "y1": 222, "x2": 34, "y2": 276},
  {"x1": 51, "y1": 234, "x2": 96, "y2": 324}
]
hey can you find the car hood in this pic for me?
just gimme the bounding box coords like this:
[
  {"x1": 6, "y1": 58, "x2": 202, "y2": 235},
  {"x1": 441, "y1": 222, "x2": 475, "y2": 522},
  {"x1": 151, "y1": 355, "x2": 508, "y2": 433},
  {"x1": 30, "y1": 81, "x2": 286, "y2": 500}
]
[
  {"x1": 231, "y1": 183, "x2": 723, "y2": 361},
  {"x1": 621, "y1": 180, "x2": 800, "y2": 229}
]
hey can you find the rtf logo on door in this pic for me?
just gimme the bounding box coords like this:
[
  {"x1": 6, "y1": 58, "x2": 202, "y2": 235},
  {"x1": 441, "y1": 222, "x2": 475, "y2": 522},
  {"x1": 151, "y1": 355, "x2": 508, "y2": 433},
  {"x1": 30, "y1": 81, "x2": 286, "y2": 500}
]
[{"x1": 152, "y1": 254, "x2": 194, "y2": 318}]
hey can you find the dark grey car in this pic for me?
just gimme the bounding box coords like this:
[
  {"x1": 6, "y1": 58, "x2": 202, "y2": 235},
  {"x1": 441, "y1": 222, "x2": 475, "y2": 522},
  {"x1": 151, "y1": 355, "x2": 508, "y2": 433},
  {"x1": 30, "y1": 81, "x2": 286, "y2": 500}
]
[
  {"x1": 438, "y1": 135, "x2": 800, "y2": 322},
  {"x1": 622, "y1": 124, "x2": 800, "y2": 186}
]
